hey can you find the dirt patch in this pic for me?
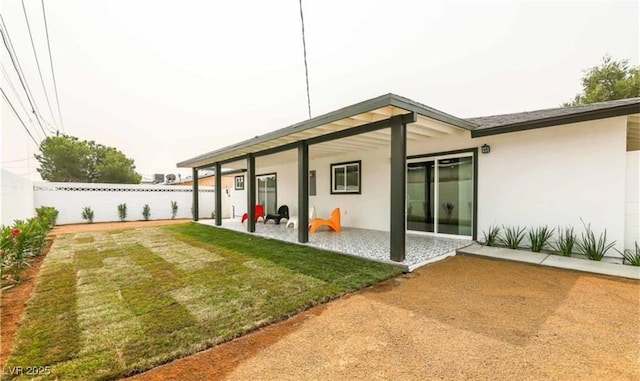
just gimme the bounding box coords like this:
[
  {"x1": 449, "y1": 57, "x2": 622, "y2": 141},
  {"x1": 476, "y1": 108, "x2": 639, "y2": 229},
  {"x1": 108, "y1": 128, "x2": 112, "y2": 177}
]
[
  {"x1": 0, "y1": 219, "x2": 190, "y2": 368},
  {"x1": 127, "y1": 256, "x2": 640, "y2": 381}
]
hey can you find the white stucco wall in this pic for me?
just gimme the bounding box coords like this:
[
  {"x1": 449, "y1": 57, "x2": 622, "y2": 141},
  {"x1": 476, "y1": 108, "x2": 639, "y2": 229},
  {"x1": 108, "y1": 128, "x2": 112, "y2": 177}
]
[
  {"x1": 475, "y1": 117, "x2": 628, "y2": 252},
  {"x1": 307, "y1": 147, "x2": 390, "y2": 230},
  {"x1": 34, "y1": 182, "x2": 215, "y2": 225},
  {"x1": 626, "y1": 151, "x2": 640, "y2": 249},
  {"x1": 1, "y1": 169, "x2": 35, "y2": 225}
]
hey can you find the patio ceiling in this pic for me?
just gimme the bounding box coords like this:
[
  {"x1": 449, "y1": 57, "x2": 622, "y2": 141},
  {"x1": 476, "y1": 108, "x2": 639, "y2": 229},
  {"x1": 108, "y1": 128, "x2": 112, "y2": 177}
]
[{"x1": 178, "y1": 94, "x2": 475, "y2": 169}]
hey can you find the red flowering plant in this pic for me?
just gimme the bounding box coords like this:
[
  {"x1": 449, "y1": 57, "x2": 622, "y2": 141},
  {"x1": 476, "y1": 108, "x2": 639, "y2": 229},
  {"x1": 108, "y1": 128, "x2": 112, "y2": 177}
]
[
  {"x1": 1, "y1": 210, "x2": 56, "y2": 286},
  {"x1": 1, "y1": 224, "x2": 20, "y2": 285}
]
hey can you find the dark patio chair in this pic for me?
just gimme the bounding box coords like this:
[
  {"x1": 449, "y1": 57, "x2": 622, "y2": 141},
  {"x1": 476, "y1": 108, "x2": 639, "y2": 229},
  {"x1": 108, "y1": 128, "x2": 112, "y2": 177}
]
[{"x1": 264, "y1": 205, "x2": 289, "y2": 225}]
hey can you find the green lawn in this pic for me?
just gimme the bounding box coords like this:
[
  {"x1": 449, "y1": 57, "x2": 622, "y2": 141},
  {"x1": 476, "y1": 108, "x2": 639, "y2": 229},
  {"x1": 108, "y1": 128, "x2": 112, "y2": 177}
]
[{"x1": 5, "y1": 223, "x2": 401, "y2": 380}]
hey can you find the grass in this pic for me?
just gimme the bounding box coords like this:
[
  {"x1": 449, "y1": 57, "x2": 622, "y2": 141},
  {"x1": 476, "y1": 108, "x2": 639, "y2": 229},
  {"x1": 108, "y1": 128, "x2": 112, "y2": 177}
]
[{"x1": 5, "y1": 223, "x2": 401, "y2": 380}]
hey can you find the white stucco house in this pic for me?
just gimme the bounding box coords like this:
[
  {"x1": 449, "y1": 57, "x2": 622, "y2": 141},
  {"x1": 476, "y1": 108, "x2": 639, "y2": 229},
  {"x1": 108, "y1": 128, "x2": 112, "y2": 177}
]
[{"x1": 178, "y1": 94, "x2": 640, "y2": 262}]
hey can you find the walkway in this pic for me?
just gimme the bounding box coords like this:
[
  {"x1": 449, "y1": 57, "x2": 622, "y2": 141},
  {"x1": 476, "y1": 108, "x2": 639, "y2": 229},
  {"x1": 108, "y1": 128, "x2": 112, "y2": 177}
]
[{"x1": 459, "y1": 243, "x2": 640, "y2": 280}]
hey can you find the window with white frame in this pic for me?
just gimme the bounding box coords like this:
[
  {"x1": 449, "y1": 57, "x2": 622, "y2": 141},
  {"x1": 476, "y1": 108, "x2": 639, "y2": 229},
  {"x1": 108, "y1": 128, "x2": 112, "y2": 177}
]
[{"x1": 331, "y1": 161, "x2": 361, "y2": 194}]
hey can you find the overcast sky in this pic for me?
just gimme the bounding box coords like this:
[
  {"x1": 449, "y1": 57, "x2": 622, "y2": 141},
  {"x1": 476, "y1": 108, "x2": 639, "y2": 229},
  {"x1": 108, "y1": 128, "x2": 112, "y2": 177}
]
[{"x1": 1, "y1": 0, "x2": 638, "y2": 181}]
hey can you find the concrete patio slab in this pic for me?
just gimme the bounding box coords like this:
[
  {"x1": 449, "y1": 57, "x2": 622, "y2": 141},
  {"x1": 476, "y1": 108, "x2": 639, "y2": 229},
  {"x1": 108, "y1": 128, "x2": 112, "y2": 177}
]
[{"x1": 198, "y1": 218, "x2": 473, "y2": 271}]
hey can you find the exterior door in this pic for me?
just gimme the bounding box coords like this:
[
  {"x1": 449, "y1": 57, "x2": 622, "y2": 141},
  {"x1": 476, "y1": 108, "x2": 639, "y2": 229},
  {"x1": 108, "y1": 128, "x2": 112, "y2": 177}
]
[
  {"x1": 407, "y1": 155, "x2": 473, "y2": 237},
  {"x1": 407, "y1": 161, "x2": 435, "y2": 232},
  {"x1": 256, "y1": 173, "x2": 277, "y2": 215}
]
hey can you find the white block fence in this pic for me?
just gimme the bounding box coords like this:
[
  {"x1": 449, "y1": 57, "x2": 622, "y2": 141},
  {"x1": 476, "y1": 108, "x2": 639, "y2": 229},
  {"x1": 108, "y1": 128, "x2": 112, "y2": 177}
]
[
  {"x1": 1, "y1": 169, "x2": 34, "y2": 225},
  {"x1": 33, "y1": 182, "x2": 215, "y2": 225}
]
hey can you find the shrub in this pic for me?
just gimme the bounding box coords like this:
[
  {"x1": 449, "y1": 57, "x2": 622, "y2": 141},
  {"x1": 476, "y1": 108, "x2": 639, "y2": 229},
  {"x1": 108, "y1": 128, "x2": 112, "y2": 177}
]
[
  {"x1": 1, "y1": 216, "x2": 52, "y2": 285},
  {"x1": 616, "y1": 242, "x2": 640, "y2": 266},
  {"x1": 553, "y1": 226, "x2": 576, "y2": 256},
  {"x1": 142, "y1": 204, "x2": 151, "y2": 221},
  {"x1": 529, "y1": 226, "x2": 555, "y2": 252},
  {"x1": 171, "y1": 201, "x2": 178, "y2": 220},
  {"x1": 117, "y1": 203, "x2": 127, "y2": 222},
  {"x1": 481, "y1": 225, "x2": 501, "y2": 246},
  {"x1": 35, "y1": 206, "x2": 58, "y2": 228},
  {"x1": 499, "y1": 225, "x2": 526, "y2": 249},
  {"x1": 81, "y1": 206, "x2": 94, "y2": 224},
  {"x1": 575, "y1": 221, "x2": 616, "y2": 261}
]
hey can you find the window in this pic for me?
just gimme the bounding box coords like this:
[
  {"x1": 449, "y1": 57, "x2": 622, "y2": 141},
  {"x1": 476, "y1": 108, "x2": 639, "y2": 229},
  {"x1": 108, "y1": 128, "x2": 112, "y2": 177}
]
[{"x1": 331, "y1": 161, "x2": 361, "y2": 194}]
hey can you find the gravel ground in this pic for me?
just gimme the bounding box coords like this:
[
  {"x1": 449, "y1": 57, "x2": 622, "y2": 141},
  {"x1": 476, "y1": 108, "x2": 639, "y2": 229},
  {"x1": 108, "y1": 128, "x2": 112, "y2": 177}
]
[{"x1": 129, "y1": 255, "x2": 640, "y2": 380}]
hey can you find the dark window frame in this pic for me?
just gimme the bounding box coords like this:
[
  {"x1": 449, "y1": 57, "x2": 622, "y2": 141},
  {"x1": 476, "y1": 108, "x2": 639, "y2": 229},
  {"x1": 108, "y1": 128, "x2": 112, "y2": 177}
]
[{"x1": 330, "y1": 160, "x2": 361, "y2": 195}]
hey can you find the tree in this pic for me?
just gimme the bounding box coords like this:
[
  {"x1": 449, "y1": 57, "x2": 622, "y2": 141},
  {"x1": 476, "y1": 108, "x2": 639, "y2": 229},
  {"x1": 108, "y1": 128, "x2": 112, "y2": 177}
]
[
  {"x1": 35, "y1": 135, "x2": 142, "y2": 183},
  {"x1": 566, "y1": 55, "x2": 640, "y2": 106}
]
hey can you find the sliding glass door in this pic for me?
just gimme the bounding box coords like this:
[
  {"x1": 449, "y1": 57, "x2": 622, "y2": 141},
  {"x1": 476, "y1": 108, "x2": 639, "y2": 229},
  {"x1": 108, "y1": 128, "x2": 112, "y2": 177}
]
[
  {"x1": 256, "y1": 173, "x2": 277, "y2": 215},
  {"x1": 407, "y1": 155, "x2": 473, "y2": 237},
  {"x1": 407, "y1": 161, "x2": 435, "y2": 232}
]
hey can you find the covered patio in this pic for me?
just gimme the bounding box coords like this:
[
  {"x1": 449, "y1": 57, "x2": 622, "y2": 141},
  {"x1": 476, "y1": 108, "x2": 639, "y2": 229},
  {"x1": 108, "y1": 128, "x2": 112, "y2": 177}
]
[
  {"x1": 198, "y1": 218, "x2": 473, "y2": 271},
  {"x1": 180, "y1": 94, "x2": 477, "y2": 264}
]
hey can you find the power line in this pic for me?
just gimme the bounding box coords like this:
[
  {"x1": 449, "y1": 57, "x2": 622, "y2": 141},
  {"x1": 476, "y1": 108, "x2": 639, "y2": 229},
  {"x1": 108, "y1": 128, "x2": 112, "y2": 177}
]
[
  {"x1": 21, "y1": 0, "x2": 57, "y2": 131},
  {"x1": 1, "y1": 86, "x2": 40, "y2": 147},
  {"x1": 41, "y1": 0, "x2": 64, "y2": 133},
  {"x1": 298, "y1": 0, "x2": 312, "y2": 119},
  {"x1": 0, "y1": 62, "x2": 42, "y2": 140},
  {"x1": 0, "y1": 14, "x2": 48, "y2": 138}
]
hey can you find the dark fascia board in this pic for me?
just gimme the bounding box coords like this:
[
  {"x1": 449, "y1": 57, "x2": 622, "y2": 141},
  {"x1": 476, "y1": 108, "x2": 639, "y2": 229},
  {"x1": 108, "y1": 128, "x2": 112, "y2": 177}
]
[
  {"x1": 177, "y1": 93, "x2": 474, "y2": 168},
  {"x1": 471, "y1": 103, "x2": 640, "y2": 138},
  {"x1": 389, "y1": 95, "x2": 477, "y2": 130}
]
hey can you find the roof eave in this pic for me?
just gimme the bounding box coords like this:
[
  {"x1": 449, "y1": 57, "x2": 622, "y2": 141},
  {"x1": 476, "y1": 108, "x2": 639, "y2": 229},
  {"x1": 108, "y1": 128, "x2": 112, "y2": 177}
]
[
  {"x1": 177, "y1": 93, "x2": 477, "y2": 168},
  {"x1": 471, "y1": 103, "x2": 640, "y2": 138},
  {"x1": 177, "y1": 93, "x2": 395, "y2": 168}
]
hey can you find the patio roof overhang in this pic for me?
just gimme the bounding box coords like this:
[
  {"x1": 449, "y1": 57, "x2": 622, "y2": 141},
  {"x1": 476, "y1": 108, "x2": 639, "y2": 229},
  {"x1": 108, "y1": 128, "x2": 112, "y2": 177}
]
[{"x1": 177, "y1": 93, "x2": 476, "y2": 169}]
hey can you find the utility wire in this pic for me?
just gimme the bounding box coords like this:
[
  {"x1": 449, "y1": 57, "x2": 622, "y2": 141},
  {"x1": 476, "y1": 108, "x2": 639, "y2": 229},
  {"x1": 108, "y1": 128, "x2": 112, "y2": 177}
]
[
  {"x1": 41, "y1": 0, "x2": 63, "y2": 133},
  {"x1": 0, "y1": 14, "x2": 48, "y2": 137},
  {"x1": 22, "y1": 0, "x2": 57, "y2": 131},
  {"x1": 0, "y1": 62, "x2": 42, "y2": 140},
  {"x1": 298, "y1": 0, "x2": 312, "y2": 119},
  {"x1": 1, "y1": 86, "x2": 39, "y2": 147}
]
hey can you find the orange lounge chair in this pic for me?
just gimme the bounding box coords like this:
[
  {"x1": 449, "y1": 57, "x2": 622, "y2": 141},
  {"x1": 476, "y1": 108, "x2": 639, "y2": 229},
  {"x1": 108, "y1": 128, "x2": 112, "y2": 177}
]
[
  {"x1": 309, "y1": 208, "x2": 341, "y2": 233},
  {"x1": 241, "y1": 204, "x2": 265, "y2": 223}
]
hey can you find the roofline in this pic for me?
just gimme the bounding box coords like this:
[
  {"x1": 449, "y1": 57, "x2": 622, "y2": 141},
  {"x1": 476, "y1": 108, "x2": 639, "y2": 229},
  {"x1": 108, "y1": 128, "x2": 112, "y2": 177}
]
[
  {"x1": 471, "y1": 102, "x2": 640, "y2": 138},
  {"x1": 177, "y1": 93, "x2": 474, "y2": 168}
]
